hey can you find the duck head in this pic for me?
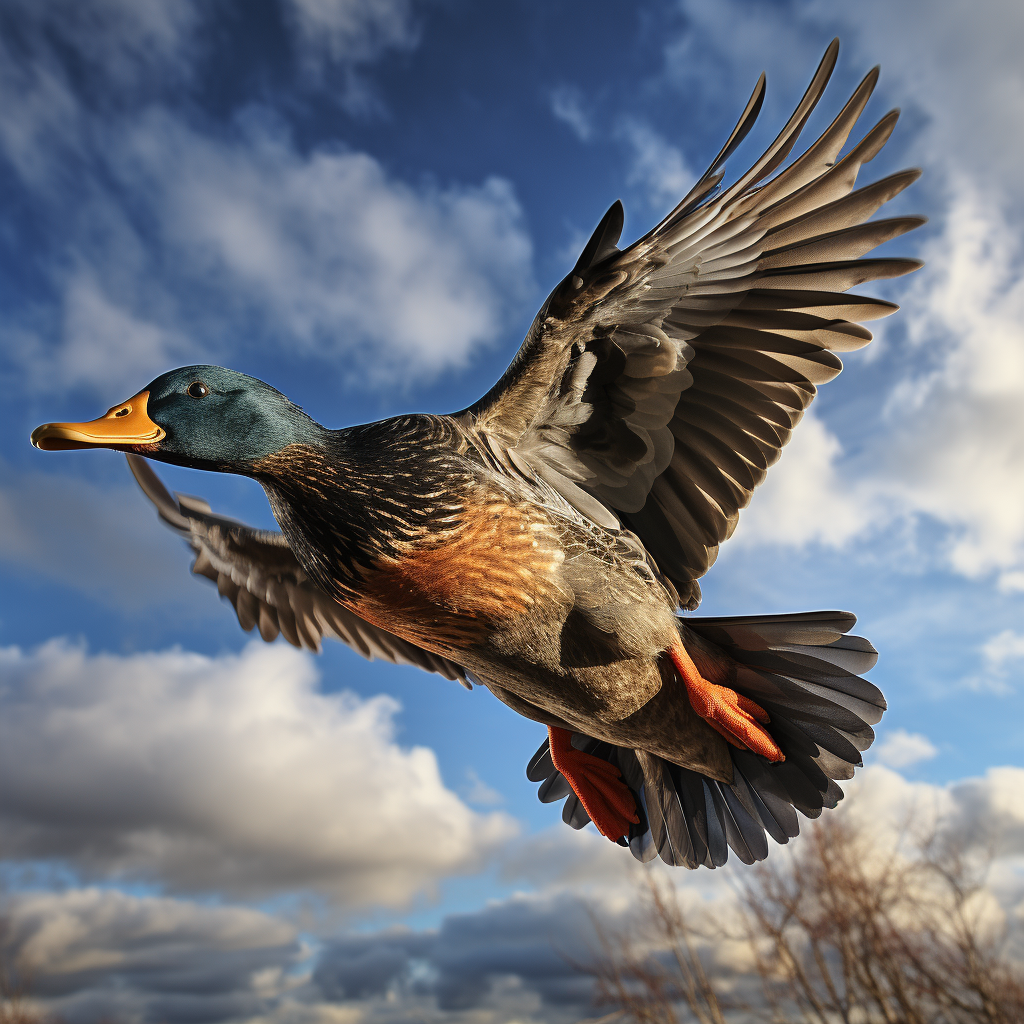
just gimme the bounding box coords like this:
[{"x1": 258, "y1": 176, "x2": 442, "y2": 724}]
[{"x1": 31, "y1": 365, "x2": 323, "y2": 473}]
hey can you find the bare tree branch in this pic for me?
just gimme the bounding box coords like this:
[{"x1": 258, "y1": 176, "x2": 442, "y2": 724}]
[{"x1": 584, "y1": 806, "x2": 1024, "y2": 1024}]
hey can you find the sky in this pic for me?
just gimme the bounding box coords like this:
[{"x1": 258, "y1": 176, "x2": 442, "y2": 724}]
[{"x1": 1, "y1": 0, "x2": 1023, "y2": 1020}]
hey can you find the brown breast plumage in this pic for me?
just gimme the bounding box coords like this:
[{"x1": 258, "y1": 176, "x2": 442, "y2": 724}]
[{"x1": 353, "y1": 496, "x2": 573, "y2": 654}]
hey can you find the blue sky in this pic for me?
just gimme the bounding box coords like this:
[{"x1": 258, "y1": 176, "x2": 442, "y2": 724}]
[{"x1": 1, "y1": 0, "x2": 1024, "y2": 1020}]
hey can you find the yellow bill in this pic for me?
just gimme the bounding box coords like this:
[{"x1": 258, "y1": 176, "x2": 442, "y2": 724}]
[{"x1": 31, "y1": 390, "x2": 165, "y2": 451}]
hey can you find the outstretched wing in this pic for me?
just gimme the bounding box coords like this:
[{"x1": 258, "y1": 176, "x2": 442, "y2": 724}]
[
  {"x1": 126, "y1": 455, "x2": 471, "y2": 687},
  {"x1": 461, "y1": 40, "x2": 922, "y2": 608}
]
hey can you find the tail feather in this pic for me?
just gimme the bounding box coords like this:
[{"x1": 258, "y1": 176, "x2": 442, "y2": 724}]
[
  {"x1": 640, "y1": 751, "x2": 699, "y2": 867},
  {"x1": 537, "y1": 772, "x2": 572, "y2": 803},
  {"x1": 675, "y1": 769, "x2": 714, "y2": 866},
  {"x1": 526, "y1": 610, "x2": 882, "y2": 868},
  {"x1": 526, "y1": 744, "x2": 555, "y2": 782}
]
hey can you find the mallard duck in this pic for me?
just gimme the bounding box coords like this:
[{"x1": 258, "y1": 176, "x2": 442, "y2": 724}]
[{"x1": 32, "y1": 41, "x2": 921, "y2": 867}]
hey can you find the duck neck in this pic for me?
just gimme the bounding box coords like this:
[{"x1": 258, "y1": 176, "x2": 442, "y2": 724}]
[{"x1": 250, "y1": 415, "x2": 470, "y2": 604}]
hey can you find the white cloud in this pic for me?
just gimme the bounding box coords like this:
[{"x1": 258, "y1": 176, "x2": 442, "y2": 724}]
[
  {"x1": 944, "y1": 766, "x2": 1024, "y2": 861},
  {"x1": 1, "y1": 887, "x2": 301, "y2": 1024},
  {"x1": 0, "y1": 34, "x2": 80, "y2": 186},
  {"x1": 984, "y1": 630, "x2": 1024, "y2": 671},
  {"x1": 731, "y1": 190, "x2": 1024, "y2": 591},
  {"x1": 0, "y1": 640, "x2": 516, "y2": 906},
  {"x1": 283, "y1": 0, "x2": 419, "y2": 68},
  {"x1": 736, "y1": 411, "x2": 874, "y2": 549},
  {"x1": 618, "y1": 119, "x2": 695, "y2": 210},
  {"x1": 879, "y1": 189, "x2": 1024, "y2": 587},
  {"x1": 657, "y1": 1, "x2": 1024, "y2": 594},
  {"x1": 550, "y1": 86, "x2": 593, "y2": 142},
  {"x1": 7, "y1": 887, "x2": 298, "y2": 987},
  {"x1": 280, "y1": 0, "x2": 423, "y2": 115},
  {"x1": 0, "y1": 3, "x2": 535, "y2": 397},
  {"x1": 3, "y1": 108, "x2": 535, "y2": 394},
  {"x1": 461, "y1": 769, "x2": 505, "y2": 807},
  {"x1": 874, "y1": 729, "x2": 939, "y2": 769},
  {"x1": 313, "y1": 890, "x2": 608, "y2": 1014},
  {"x1": 819, "y1": 0, "x2": 1024, "y2": 201},
  {"x1": 1000, "y1": 572, "x2": 1024, "y2": 595},
  {"x1": 113, "y1": 111, "x2": 534, "y2": 387},
  {"x1": 966, "y1": 629, "x2": 1024, "y2": 693},
  {"x1": 0, "y1": 0, "x2": 200, "y2": 184},
  {"x1": 303, "y1": 765, "x2": 1024, "y2": 1016},
  {"x1": 51, "y1": 272, "x2": 188, "y2": 394},
  {"x1": 7, "y1": 764, "x2": 1024, "y2": 1023}
]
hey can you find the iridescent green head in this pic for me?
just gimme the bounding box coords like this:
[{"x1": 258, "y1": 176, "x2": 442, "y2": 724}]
[{"x1": 31, "y1": 365, "x2": 324, "y2": 472}]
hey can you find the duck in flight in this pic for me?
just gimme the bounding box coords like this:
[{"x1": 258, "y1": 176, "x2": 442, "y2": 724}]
[{"x1": 32, "y1": 40, "x2": 921, "y2": 867}]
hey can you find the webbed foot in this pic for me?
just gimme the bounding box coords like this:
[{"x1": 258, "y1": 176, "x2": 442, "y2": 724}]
[
  {"x1": 669, "y1": 639, "x2": 785, "y2": 762},
  {"x1": 547, "y1": 726, "x2": 640, "y2": 842}
]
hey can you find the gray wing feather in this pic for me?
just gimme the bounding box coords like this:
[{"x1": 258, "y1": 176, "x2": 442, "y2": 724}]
[
  {"x1": 126, "y1": 454, "x2": 471, "y2": 687},
  {"x1": 462, "y1": 40, "x2": 922, "y2": 608}
]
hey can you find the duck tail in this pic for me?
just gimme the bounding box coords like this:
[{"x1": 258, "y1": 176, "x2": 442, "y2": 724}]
[{"x1": 527, "y1": 610, "x2": 885, "y2": 867}]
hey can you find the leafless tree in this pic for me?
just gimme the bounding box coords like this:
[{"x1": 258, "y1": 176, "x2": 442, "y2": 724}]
[
  {"x1": 588, "y1": 813, "x2": 1024, "y2": 1024},
  {"x1": 0, "y1": 904, "x2": 51, "y2": 1024}
]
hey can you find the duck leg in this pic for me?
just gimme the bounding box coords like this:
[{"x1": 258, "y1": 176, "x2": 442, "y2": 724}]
[
  {"x1": 547, "y1": 726, "x2": 640, "y2": 841},
  {"x1": 669, "y1": 639, "x2": 785, "y2": 762}
]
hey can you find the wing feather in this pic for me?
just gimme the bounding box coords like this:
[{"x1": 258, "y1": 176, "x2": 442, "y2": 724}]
[
  {"x1": 125, "y1": 455, "x2": 471, "y2": 686},
  {"x1": 459, "y1": 42, "x2": 920, "y2": 607}
]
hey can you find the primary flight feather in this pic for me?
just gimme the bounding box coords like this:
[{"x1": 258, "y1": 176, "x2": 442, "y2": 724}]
[{"x1": 33, "y1": 40, "x2": 920, "y2": 867}]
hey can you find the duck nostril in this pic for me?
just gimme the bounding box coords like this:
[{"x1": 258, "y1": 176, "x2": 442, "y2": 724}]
[{"x1": 115, "y1": 407, "x2": 131, "y2": 417}]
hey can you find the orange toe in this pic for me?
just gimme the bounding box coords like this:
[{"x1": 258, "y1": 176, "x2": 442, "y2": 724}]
[
  {"x1": 547, "y1": 727, "x2": 640, "y2": 841},
  {"x1": 669, "y1": 640, "x2": 785, "y2": 763}
]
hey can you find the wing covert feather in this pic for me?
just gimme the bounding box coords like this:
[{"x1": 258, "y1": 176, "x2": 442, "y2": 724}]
[{"x1": 461, "y1": 40, "x2": 921, "y2": 608}]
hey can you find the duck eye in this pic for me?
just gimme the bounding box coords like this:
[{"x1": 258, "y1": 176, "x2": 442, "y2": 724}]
[{"x1": 186, "y1": 381, "x2": 209, "y2": 399}]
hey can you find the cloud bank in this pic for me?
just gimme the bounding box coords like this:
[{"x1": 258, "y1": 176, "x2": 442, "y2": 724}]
[
  {"x1": 0, "y1": 0, "x2": 534, "y2": 397},
  {"x1": 10, "y1": 763, "x2": 1024, "y2": 1024},
  {"x1": 0, "y1": 640, "x2": 515, "y2": 906}
]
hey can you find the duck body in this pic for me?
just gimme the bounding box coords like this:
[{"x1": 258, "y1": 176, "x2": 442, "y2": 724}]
[
  {"x1": 247, "y1": 410, "x2": 729, "y2": 778},
  {"x1": 32, "y1": 41, "x2": 914, "y2": 865}
]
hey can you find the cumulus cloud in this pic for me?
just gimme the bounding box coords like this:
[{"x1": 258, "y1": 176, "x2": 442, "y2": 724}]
[
  {"x1": 8, "y1": 764, "x2": 1024, "y2": 1023},
  {"x1": 7, "y1": 886, "x2": 608, "y2": 1024},
  {"x1": 0, "y1": 0, "x2": 207, "y2": 195},
  {"x1": 313, "y1": 891, "x2": 604, "y2": 1013},
  {"x1": 874, "y1": 729, "x2": 939, "y2": 769},
  {"x1": 461, "y1": 768, "x2": 505, "y2": 807},
  {"x1": 983, "y1": 631, "x2": 1024, "y2": 674},
  {"x1": 300, "y1": 765, "x2": 1024, "y2": 1017},
  {"x1": 2, "y1": 888, "x2": 301, "y2": 1024},
  {"x1": 6, "y1": 124, "x2": 533, "y2": 396},
  {"x1": 878, "y1": 189, "x2": 1024, "y2": 587},
  {"x1": 0, "y1": 2, "x2": 535, "y2": 397},
  {"x1": 35, "y1": 271, "x2": 190, "y2": 396},
  {"x1": 4, "y1": 107, "x2": 534, "y2": 394},
  {"x1": 113, "y1": 111, "x2": 533, "y2": 387},
  {"x1": 0, "y1": 640, "x2": 515, "y2": 905},
  {"x1": 964, "y1": 629, "x2": 1024, "y2": 693},
  {"x1": 821, "y1": 0, "x2": 1024, "y2": 200},
  {"x1": 735, "y1": 411, "x2": 875, "y2": 549}
]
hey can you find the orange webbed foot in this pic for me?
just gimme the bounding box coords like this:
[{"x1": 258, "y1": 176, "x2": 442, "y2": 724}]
[
  {"x1": 669, "y1": 640, "x2": 785, "y2": 763},
  {"x1": 547, "y1": 727, "x2": 640, "y2": 842}
]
